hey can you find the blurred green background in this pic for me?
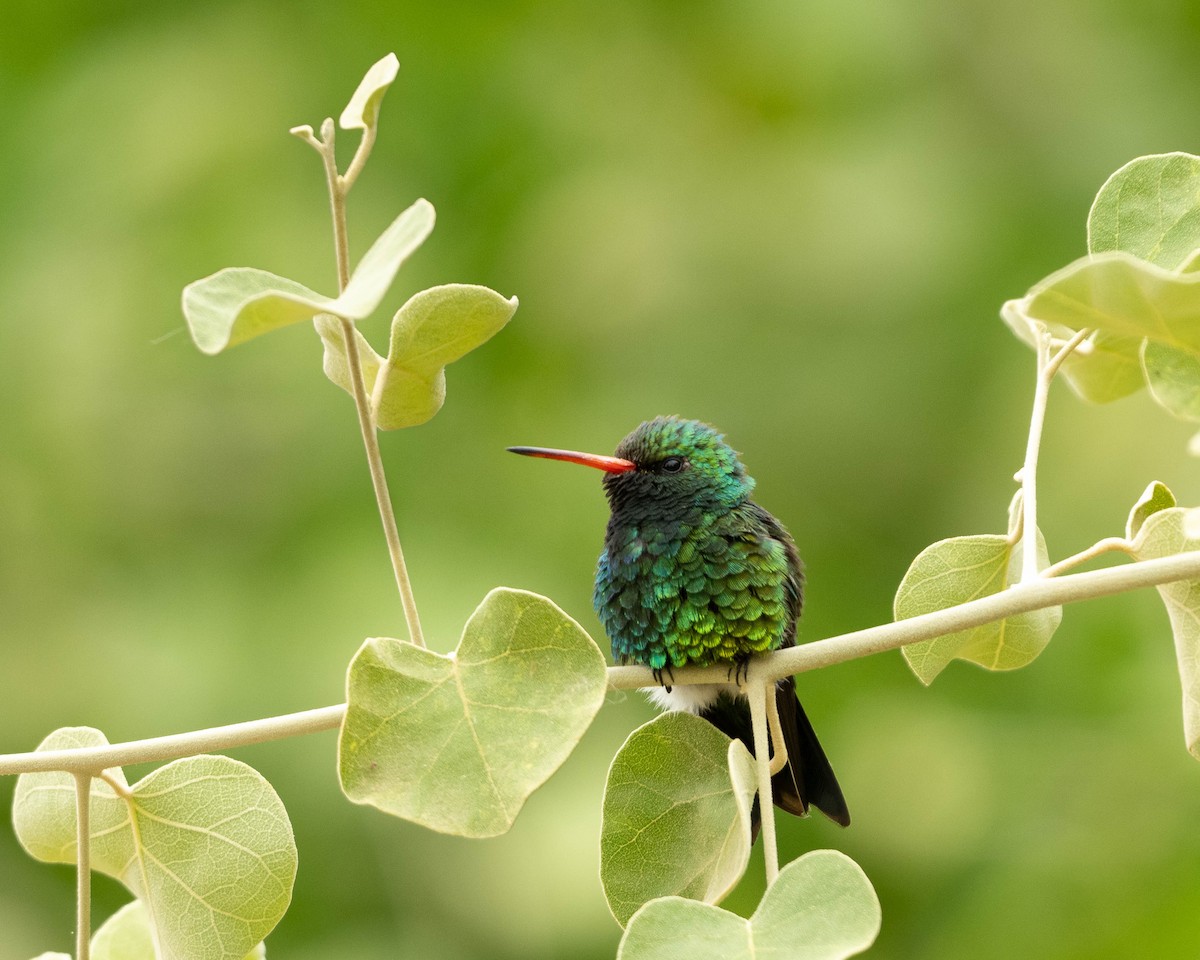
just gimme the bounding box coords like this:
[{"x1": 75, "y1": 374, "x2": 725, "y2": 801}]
[{"x1": 3, "y1": 1, "x2": 1200, "y2": 957}]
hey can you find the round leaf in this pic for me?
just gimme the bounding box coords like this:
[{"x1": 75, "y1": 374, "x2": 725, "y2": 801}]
[
  {"x1": 600, "y1": 712, "x2": 757, "y2": 927},
  {"x1": 92, "y1": 901, "x2": 266, "y2": 960},
  {"x1": 1142, "y1": 340, "x2": 1200, "y2": 421},
  {"x1": 1088, "y1": 153, "x2": 1200, "y2": 267},
  {"x1": 13, "y1": 728, "x2": 133, "y2": 874},
  {"x1": 895, "y1": 530, "x2": 1059, "y2": 684},
  {"x1": 13, "y1": 734, "x2": 295, "y2": 960},
  {"x1": 617, "y1": 850, "x2": 881, "y2": 960},
  {"x1": 371, "y1": 284, "x2": 518, "y2": 429},
  {"x1": 339, "y1": 588, "x2": 607, "y2": 837},
  {"x1": 1131, "y1": 508, "x2": 1200, "y2": 758}
]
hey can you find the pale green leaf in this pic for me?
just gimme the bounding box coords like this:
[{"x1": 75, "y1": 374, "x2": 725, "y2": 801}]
[
  {"x1": 1142, "y1": 340, "x2": 1200, "y2": 421},
  {"x1": 1001, "y1": 299, "x2": 1144, "y2": 404},
  {"x1": 1088, "y1": 153, "x2": 1200, "y2": 268},
  {"x1": 339, "y1": 588, "x2": 607, "y2": 837},
  {"x1": 372, "y1": 284, "x2": 519, "y2": 429},
  {"x1": 339, "y1": 52, "x2": 400, "y2": 131},
  {"x1": 1186, "y1": 508, "x2": 1200, "y2": 540},
  {"x1": 12, "y1": 728, "x2": 133, "y2": 873},
  {"x1": 1131, "y1": 508, "x2": 1200, "y2": 758},
  {"x1": 14, "y1": 736, "x2": 295, "y2": 960},
  {"x1": 600, "y1": 712, "x2": 757, "y2": 927},
  {"x1": 1022, "y1": 251, "x2": 1200, "y2": 352},
  {"x1": 895, "y1": 529, "x2": 1059, "y2": 684},
  {"x1": 92, "y1": 901, "x2": 266, "y2": 960},
  {"x1": 313, "y1": 314, "x2": 383, "y2": 398},
  {"x1": 1126, "y1": 481, "x2": 1176, "y2": 540},
  {"x1": 617, "y1": 850, "x2": 881, "y2": 960},
  {"x1": 183, "y1": 199, "x2": 435, "y2": 354}
]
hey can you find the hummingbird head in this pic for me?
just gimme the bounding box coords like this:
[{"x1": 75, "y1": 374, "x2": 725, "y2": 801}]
[{"x1": 509, "y1": 416, "x2": 755, "y2": 521}]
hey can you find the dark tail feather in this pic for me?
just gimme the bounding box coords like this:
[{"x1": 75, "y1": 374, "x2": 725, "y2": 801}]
[
  {"x1": 772, "y1": 677, "x2": 850, "y2": 826},
  {"x1": 699, "y1": 678, "x2": 850, "y2": 831}
]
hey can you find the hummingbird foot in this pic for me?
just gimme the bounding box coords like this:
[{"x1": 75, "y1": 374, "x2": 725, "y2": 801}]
[
  {"x1": 727, "y1": 654, "x2": 752, "y2": 688},
  {"x1": 651, "y1": 665, "x2": 675, "y2": 693}
]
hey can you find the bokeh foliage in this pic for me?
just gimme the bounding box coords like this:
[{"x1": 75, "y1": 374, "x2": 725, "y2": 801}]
[{"x1": 4, "y1": 1, "x2": 1200, "y2": 958}]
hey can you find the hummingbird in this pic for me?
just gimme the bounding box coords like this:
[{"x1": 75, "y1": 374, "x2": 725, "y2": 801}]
[{"x1": 509, "y1": 416, "x2": 849, "y2": 827}]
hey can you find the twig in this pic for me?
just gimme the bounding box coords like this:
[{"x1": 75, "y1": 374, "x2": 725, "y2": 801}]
[
  {"x1": 1019, "y1": 325, "x2": 1091, "y2": 582},
  {"x1": 74, "y1": 772, "x2": 92, "y2": 960},
  {"x1": 307, "y1": 120, "x2": 426, "y2": 648},
  {"x1": 608, "y1": 549, "x2": 1200, "y2": 689},
  {"x1": 0, "y1": 705, "x2": 345, "y2": 776},
  {"x1": 2, "y1": 551, "x2": 1199, "y2": 778},
  {"x1": 1041, "y1": 537, "x2": 1133, "y2": 579},
  {"x1": 747, "y1": 679, "x2": 779, "y2": 885}
]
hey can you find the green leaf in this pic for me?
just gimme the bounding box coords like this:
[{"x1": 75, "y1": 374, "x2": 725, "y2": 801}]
[
  {"x1": 313, "y1": 314, "x2": 384, "y2": 399},
  {"x1": 1142, "y1": 340, "x2": 1200, "y2": 421},
  {"x1": 1022, "y1": 251, "x2": 1200, "y2": 352},
  {"x1": 183, "y1": 199, "x2": 435, "y2": 354},
  {"x1": 339, "y1": 588, "x2": 607, "y2": 837},
  {"x1": 372, "y1": 284, "x2": 519, "y2": 429},
  {"x1": 895, "y1": 527, "x2": 1060, "y2": 685},
  {"x1": 12, "y1": 728, "x2": 134, "y2": 872},
  {"x1": 1001, "y1": 299, "x2": 1144, "y2": 404},
  {"x1": 339, "y1": 52, "x2": 400, "y2": 131},
  {"x1": 1131, "y1": 508, "x2": 1200, "y2": 758},
  {"x1": 1186, "y1": 507, "x2": 1200, "y2": 540},
  {"x1": 600, "y1": 711, "x2": 757, "y2": 927},
  {"x1": 617, "y1": 850, "x2": 881, "y2": 960},
  {"x1": 1088, "y1": 153, "x2": 1200, "y2": 268},
  {"x1": 1126, "y1": 481, "x2": 1176, "y2": 540},
  {"x1": 13, "y1": 732, "x2": 295, "y2": 960},
  {"x1": 316, "y1": 284, "x2": 517, "y2": 428},
  {"x1": 92, "y1": 901, "x2": 266, "y2": 960}
]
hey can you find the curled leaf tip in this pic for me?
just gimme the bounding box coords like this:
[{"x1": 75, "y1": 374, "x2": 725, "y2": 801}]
[{"x1": 340, "y1": 52, "x2": 401, "y2": 131}]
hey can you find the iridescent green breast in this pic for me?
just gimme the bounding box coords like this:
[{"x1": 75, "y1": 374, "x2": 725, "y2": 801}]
[{"x1": 593, "y1": 502, "x2": 796, "y2": 670}]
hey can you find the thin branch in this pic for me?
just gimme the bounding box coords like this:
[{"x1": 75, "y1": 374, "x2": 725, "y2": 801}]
[
  {"x1": 608, "y1": 549, "x2": 1200, "y2": 690},
  {"x1": 2, "y1": 551, "x2": 1199, "y2": 779},
  {"x1": 334, "y1": 312, "x2": 427, "y2": 649},
  {"x1": 1019, "y1": 332, "x2": 1052, "y2": 582},
  {"x1": 97, "y1": 770, "x2": 131, "y2": 798},
  {"x1": 0, "y1": 705, "x2": 345, "y2": 776},
  {"x1": 305, "y1": 119, "x2": 426, "y2": 648},
  {"x1": 747, "y1": 680, "x2": 779, "y2": 885},
  {"x1": 341, "y1": 123, "x2": 377, "y2": 193},
  {"x1": 74, "y1": 772, "x2": 92, "y2": 960},
  {"x1": 1046, "y1": 327, "x2": 1093, "y2": 380},
  {"x1": 317, "y1": 119, "x2": 351, "y2": 290},
  {"x1": 1019, "y1": 324, "x2": 1092, "y2": 582},
  {"x1": 1041, "y1": 537, "x2": 1134, "y2": 579}
]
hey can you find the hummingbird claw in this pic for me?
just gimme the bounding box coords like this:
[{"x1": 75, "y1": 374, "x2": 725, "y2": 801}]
[
  {"x1": 652, "y1": 666, "x2": 674, "y2": 693},
  {"x1": 729, "y1": 655, "x2": 751, "y2": 687}
]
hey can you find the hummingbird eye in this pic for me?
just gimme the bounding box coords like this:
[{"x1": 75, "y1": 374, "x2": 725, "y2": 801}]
[{"x1": 661, "y1": 457, "x2": 685, "y2": 474}]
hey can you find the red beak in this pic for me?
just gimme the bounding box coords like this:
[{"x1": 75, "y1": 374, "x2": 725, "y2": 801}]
[{"x1": 507, "y1": 446, "x2": 636, "y2": 474}]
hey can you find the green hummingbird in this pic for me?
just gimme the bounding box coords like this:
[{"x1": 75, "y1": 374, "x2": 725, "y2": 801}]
[{"x1": 509, "y1": 416, "x2": 849, "y2": 827}]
